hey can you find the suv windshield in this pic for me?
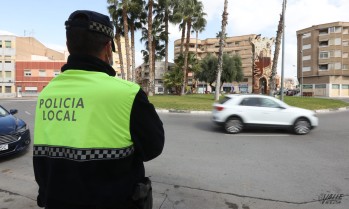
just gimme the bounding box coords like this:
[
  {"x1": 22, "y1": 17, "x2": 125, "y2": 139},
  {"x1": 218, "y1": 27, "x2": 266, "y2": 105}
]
[{"x1": 0, "y1": 106, "x2": 10, "y2": 117}]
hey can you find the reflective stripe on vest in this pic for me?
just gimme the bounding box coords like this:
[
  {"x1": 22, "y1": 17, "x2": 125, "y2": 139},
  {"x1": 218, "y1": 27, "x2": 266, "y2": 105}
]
[{"x1": 34, "y1": 70, "x2": 140, "y2": 155}]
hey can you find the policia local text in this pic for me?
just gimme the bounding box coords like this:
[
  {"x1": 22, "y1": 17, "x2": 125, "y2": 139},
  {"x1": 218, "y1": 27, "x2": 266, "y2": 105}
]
[{"x1": 39, "y1": 98, "x2": 84, "y2": 121}]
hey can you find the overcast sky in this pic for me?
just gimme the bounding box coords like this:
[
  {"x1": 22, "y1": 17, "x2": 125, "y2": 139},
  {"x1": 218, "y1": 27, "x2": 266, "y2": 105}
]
[{"x1": 1, "y1": 0, "x2": 348, "y2": 79}]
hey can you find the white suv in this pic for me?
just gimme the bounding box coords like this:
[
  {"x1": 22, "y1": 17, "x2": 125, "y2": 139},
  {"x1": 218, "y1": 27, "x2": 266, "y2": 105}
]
[{"x1": 212, "y1": 94, "x2": 318, "y2": 134}]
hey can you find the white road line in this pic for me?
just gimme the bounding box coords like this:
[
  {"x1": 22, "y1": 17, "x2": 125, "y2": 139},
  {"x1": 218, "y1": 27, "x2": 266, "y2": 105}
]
[
  {"x1": 25, "y1": 111, "x2": 32, "y2": 115},
  {"x1": 226, "y1": 134, "x2": 292, "y2": 137}
]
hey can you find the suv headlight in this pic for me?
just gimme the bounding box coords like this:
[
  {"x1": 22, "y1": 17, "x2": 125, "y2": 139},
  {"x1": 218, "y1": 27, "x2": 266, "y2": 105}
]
[{"x1": 16, "y1": 125, "x2": 28, "y2": 133}]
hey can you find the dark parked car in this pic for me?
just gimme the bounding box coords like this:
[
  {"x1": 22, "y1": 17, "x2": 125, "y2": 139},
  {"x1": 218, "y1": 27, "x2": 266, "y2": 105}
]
[
  {"x1": 0, "y1": 105, "x2": 31, "y2": 157},
  {"x1": 286, "y1": 89, "x2": 300, "y2": 96}
]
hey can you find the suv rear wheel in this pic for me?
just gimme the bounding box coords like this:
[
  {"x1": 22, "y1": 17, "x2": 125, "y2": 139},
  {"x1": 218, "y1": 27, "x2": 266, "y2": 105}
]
[{"x1": 225, "y1": 117, "x2": 243, "y2": 134}]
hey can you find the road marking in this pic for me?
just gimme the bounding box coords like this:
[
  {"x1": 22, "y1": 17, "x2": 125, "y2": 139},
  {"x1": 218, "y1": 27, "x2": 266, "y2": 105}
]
[
  {"x1": 226, "y1": 134, "x2": 292, "y2": 137},
  {"x1": 25, "y1": 111, "x2": 32, "y2": 115}
]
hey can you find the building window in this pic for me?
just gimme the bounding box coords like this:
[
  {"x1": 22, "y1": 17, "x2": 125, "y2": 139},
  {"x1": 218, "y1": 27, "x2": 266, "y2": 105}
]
[
  {"x1": 39, "y1": 70, "x2": 46, "y2": 77},
  {"x1": 343, "y1": 27, "x2": 349, "y2": 34},
  {"x1": 329, "y1": 26, "x2": 341, "y2": 33},
  {"x1": 0, "y1": 86, "x2": 2, "y2": 93},
  {"x1": 319, "y1": 28, "x2": 328, "y2": 35},
  {"x1": 343, "y1": 53, "x2": 348, "y2": 58},
  {"x1": 315, "y1": 84, "x2": 326, "y2": 88},
  {"x1": 158, "y1": 87, "x2": 164, "y2": 92},
  {"x1": 302, "y1": 33, "x2": 311, "y2": 38},
  {"x1": 332, "y1": 84, "x2": 340, "y2": 89},
  {"x1": 302, "y1": 66, "x2": 311, "y2": 71},
  {"x1": 5, "y1": 41, "x2": 11, "y2": 48},
  {"x1": 5, "y1": 61, "x2": 11, "y2": 63},
  {"x1": 343, "y1": 64, "x2": 349, "y2": 70},
  {"x1": 5, "y1": 71, "x2": 11, "y2": 78},
  {"x1": 330, "y1": 50, "x2": 341, "y2": 57},
  {"x1": 319, "y1": 40, "x2": 328, "y2": 47},
  {"x1": 24, "y1": 70, "x2": 32, "y2": 77},
  {"x1": 5, "y1": 86, "x2": 11, "y2": 93},
  {"x1": 319, "y1": 51, "x2": 329, "y2": 59},
  {"x1": 329, "y1": 62, "x2": 341, "y2": 70},
  {"x1": 319, "y1": 64, "x2": 328, "y2": 71},
  {"x1": 302, "y1": 44, "x2": 311, "y2": 50},
  {"x1": 329, "y1": 38, "x2": 341, "y2": 45},
  {"x1": 342, "y1": 85, "x2": 349, "y2": 89},
  {"x1": 0, "y1": 41, "x2": 2, "y2": 48},
  {"x1": 303, "y1": 55, "x2": 311, "y2": 60},
  {"x1": 158, "y1": 80, "x2": 163, "y2": 84}
]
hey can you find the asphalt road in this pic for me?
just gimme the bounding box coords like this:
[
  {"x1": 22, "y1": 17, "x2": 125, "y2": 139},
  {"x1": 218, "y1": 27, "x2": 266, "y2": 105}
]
[{"x1": 0, "y1": 99, "x2": 348, "y2": 209}]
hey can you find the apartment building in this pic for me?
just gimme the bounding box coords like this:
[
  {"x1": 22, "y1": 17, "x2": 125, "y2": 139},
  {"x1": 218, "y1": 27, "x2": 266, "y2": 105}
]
[
  {"x1": 297, "y1": 22, "x2": 349, "y2": 97},
  {"x1": 0, "y1": 35, "x2": 65, "y2": 97},
  {"x1": 135, "y1": 61, "x2": 175, "y2": 94},
  {"x1": 174, "y1": 34, "x2": 275, "y2": 93},
  {"x1": 113, "y1": 37, "x2": 133, "y2": 80}
]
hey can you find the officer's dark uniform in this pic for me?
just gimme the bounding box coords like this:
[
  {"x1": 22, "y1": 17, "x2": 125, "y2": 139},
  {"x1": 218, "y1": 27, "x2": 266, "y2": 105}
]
[{"x1": 33, "y1": 10, "x2": 164, "y2": 209}]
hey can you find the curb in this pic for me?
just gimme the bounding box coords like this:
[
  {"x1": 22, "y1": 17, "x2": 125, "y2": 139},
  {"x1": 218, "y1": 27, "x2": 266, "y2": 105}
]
[
  {"x1": 157, "y1": 106, "x2": 349, "y2": 114},
  {"x1": 314, "y1": 106, "x2": 349, "y2": 113}
]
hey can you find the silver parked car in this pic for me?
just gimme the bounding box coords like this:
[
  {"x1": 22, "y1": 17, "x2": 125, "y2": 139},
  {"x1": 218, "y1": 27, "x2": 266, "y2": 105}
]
[{"x1": 212, "y1": 94, "x2": 318, "y2": 135}]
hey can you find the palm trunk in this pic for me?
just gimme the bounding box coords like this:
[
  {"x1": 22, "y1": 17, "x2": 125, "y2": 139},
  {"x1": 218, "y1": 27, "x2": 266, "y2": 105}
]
[
  {"x1": 180, "y1": 21, "x2": 186, "y2": 55},
  {"x1": 270, "y1": 1, "x2": 285, "y2": 96},
  {"x1": 164, "y1": 6, "x2": 169, "y2": 95},
  {"x1": 130, "y1": 24, "x2": 136, "y2": 82},
  {"x1": 147, "y1": 0, "x2": 154, "y2": 96},
  {"x1": 152, "y1": 40, "x2": 156, "y2": 93},
  {"x1": 122, "y1": 0, "x2": 131, "y2": 81},
  {"x1": 215, "y1": 0, "x2": 228, "y2": 101},
  {"x1": 181, "y1": 19, "x2": 192, "y2": 95},
  {"x1": 115, "y1": 32, "x2": 125, "y2": 79}
]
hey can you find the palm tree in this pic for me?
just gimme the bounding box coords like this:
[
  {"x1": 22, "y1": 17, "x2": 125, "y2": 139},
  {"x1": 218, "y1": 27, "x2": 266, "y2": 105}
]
[
  {"x1": 215, "y1": 0, "x2": 228, "y2": 101},
  {"x1": 182, "y1": 0, "x2": 205, "y2": 95},
  {"x1": 121, "y1": 0, "x2": 132, "y2": 81},
  {"x1": 147, "y1": 0, "x2": 155, "y2": 96},
  {"x1": 128, "y1": 0, "x2": 146, "y2": 82},
  {"x1": 107, "y1": 0, "x2": 125, "y2": 79},
  {"x1": 270, "y1": 0, "x2": 286, "y2": 96},
  {"x1": 192, "y1": 11, "x2": 207, "y2": 60},
  {"x1": 156, "y1": 0, "x2": 174, "y2": 94}
]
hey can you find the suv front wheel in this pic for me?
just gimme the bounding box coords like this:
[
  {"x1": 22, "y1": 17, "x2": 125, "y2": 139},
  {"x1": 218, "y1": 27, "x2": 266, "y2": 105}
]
[{"x1": 293, "y1": 118, "x2": 311, "y2": 135}]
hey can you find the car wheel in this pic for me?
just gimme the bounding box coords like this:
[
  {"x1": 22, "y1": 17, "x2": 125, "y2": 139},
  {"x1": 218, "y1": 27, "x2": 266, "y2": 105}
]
[
  {"x1": 224, "y1": 117, "x2": 243, "y2": 134},
  {"x1": 293, "y1": 118, "x2": 311, "y2": 135}
]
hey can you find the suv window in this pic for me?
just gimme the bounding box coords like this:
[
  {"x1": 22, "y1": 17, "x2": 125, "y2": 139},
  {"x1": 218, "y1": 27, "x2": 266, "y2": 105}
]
[
  {"x1": 240, "y1": 97, "x2": 260, "y2": 106},
  {"x1": 259, "y1": 98, "x2": 280, "y2": 108},
  {"x1": 218, "y1": 97, "x2": 231, "y2": 104}
]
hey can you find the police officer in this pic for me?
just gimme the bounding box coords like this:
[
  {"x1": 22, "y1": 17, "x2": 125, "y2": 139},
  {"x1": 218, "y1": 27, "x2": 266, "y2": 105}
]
[{"x1": 33, "y1": 10, "x2": 165, "y2": 209}]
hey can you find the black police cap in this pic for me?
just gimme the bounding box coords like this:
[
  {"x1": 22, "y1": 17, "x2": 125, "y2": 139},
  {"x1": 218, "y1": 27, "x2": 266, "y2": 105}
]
[{"x1": 65, "y1": 10, "x2": 116, "y2": 52}]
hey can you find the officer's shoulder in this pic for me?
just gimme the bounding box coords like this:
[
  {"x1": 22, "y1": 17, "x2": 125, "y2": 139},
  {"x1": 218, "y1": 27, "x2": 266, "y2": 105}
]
[{"x1": 109, "y1": 76, "x2": 140, "y2": 89}]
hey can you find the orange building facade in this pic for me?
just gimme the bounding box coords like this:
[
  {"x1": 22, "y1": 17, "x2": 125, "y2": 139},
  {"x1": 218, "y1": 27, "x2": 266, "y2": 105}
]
[{"x1": 15, "y1": 61, "x2": 66, "y2": 96}]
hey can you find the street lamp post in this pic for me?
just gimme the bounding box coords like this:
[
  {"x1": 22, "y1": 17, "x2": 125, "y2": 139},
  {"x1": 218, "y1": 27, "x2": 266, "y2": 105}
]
[{"x1": 300, "y1": 34, "x2": 305, "y2": 97}]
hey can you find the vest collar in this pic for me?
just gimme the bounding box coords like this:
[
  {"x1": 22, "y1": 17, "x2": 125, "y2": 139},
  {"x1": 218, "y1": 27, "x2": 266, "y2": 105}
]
[{"x1": 62, "y1": 54, "x2": 116, "y2": 77}]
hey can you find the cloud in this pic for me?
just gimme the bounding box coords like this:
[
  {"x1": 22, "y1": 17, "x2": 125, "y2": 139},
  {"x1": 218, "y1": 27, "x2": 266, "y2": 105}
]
[{"x1": 0, "y1": 30, "x2": 16, "y2": 36}]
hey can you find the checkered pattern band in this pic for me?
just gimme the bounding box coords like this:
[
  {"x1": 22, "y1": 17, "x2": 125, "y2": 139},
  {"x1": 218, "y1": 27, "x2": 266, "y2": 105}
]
[
  {"x1": 33, "y1": 145, "x2": 134, "y2": 161},
  {"x1": 89, "y1": 21, "x2": 114, "y2": 38}
]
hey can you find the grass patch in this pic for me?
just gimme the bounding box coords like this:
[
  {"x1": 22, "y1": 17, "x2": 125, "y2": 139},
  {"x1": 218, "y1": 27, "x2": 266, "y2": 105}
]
[{"x1": 148, "y1": 94, "x2": 349, "y2": 111}]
